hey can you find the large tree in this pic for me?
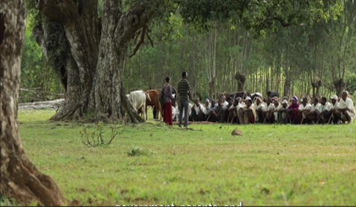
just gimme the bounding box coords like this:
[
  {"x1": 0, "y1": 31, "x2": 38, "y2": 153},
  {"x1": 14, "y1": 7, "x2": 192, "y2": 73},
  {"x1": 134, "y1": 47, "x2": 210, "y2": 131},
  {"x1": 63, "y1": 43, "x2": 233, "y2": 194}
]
[
  {"x1": 27, "y1": 0, "x2": 340, "y2": 122},
  {"x1": 0, "y1": 0, "x2": 65, "y2": 206}
]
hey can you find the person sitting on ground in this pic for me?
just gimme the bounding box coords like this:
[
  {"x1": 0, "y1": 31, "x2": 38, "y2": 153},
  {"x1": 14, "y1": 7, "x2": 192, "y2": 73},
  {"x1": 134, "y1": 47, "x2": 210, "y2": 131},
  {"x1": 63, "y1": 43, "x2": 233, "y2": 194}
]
[
  {"x1": 255, "y1": 97, "x2": 267, "y2": 123},
  {"x1": 210, "y1": 99, "x2": 224, "y2": 122},
  {"x1": 235, "y1": 97, "x2": 246, "y2": 124},
  {"x1": 202, "y1": 98, "x2": 211, "y2": 121},
  {"x1": 317, "y1": 96, "x2": 333, "y2": 124},
  {"x1": 272, "y1": 98, "x2": 281, "y2": 123},
  {"x1": 239, "y1": 97, "x2": 257, "y2": 124},
  {"x1": 221, "y1": 96, "x2": 229, "y2": 110},
  {"x1": 221, "y1": 97, "x2": 232, "y2": 122},
  {"x1": 227, "y1": 98, "x2": 239, "y2": 123},
  {"x1": 264, "y1": 97, "x2": 276, "y2": 123},
  {"x1": 206, "y1": 99, "x2": 216, "y2": 116},
  {"x1": 278, "y1": 99, "x2": 290, "y2": 124},
  {"x1": 298, "y1": 97, "x2": 312, "y2": 124},
  {"x1": 335, "y1": 91, "x2": 355, "y2": 124},
  {"x1": 307, "y1": 97, "x2": 321, "y2": 124},
  {"x1": 190, "y1": 98, "x2": 206, "y2": 122},
  {"x1": 288, "y1": 96, "x2": 300, "y2": 124},
  {"x1": 328, "y1": 95, "x2": 340, "y2": 124}
]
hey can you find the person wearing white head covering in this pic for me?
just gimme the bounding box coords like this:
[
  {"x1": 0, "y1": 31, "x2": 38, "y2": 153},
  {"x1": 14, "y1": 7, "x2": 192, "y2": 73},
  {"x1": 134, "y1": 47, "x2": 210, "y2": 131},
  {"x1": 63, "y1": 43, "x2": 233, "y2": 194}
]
[
  {"x1": 238, "y1": 97, "x2": 257, "y2": 124},
  {"x1": 328, "y1": 95, "x2": 340, "y2": 124},
  {"x1": 277, "y1": 99, "x2": 290, "y2": 123},
  {"x1": 202, "y1": 98, "x2": 212, "y2": 119},
  {"x1": 272, "y1": 99, "x2": 282, "y2": 122},
  {"x1": 255, "y1": 97, "x2": 266, "y2": 123}
]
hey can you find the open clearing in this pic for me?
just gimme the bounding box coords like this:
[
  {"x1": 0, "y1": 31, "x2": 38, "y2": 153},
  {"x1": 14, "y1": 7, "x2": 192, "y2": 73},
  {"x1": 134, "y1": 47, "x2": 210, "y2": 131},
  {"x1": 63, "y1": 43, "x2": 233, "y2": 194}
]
[{"x1": 15, "y1": 110, "x2": 356, "y2": 206}]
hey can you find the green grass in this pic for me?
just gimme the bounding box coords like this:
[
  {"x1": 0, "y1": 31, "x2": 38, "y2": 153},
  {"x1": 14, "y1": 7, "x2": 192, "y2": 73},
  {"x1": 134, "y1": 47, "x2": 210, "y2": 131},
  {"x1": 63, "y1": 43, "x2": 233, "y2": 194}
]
[{"x1": 17, "y1": 110, "x2": 356, "y2": 206}]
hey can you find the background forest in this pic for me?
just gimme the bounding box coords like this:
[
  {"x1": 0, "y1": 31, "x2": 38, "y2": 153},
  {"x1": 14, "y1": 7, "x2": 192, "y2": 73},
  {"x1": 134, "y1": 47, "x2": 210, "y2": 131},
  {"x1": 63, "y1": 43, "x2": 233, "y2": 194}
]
[{"x1": 20, "y1": 1, "x2": 356, "y2": 103}]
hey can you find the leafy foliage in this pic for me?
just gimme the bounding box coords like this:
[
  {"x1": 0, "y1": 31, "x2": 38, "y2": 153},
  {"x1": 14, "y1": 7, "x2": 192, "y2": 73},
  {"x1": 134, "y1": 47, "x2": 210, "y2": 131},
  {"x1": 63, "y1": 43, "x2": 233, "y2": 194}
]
[{"x1": 20, "y1": 0, "x2": 356, "y2": 102}]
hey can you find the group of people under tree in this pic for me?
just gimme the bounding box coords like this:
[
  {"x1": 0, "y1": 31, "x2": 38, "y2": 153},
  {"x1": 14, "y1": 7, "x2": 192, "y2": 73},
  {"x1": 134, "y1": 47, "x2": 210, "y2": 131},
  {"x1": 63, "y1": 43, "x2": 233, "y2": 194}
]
[{"x1": 160, "y1": 75, "x2": 355, "y2": 126}]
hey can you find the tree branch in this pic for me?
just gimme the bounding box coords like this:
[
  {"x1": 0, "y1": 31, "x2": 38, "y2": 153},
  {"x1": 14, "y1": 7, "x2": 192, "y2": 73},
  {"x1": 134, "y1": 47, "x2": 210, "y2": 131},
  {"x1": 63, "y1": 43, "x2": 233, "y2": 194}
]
[
  {"x1": 146, "y1": 30, "x2": 154, "y2": 48},
  {"x1": 129, "y1": 26, "x2": 146, "y2": 58},
  {"x1": 118, "y1": 3, "x2": 154, "y2": 44}
]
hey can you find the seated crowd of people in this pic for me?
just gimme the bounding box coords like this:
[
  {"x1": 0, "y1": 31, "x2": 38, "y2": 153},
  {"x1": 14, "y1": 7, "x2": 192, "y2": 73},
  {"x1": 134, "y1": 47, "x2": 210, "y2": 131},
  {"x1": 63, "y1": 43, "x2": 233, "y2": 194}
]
[{"x1": 173, "y1": 91, "x2": 355, "y2": 125}]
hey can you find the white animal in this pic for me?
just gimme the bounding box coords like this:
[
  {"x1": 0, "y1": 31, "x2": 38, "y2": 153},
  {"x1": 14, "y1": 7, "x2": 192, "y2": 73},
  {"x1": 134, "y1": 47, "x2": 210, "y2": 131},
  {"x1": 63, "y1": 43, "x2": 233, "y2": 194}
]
[{"x1": 128, "y1": 90, "x2": 147, "y2": 119}]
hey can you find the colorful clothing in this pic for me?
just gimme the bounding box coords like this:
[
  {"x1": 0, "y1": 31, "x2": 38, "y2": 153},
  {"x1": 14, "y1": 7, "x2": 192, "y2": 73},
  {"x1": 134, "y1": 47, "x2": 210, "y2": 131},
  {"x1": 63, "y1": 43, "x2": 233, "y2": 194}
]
[{"x1": 288, "y1": 102, "x2": 300, "y2": 124}]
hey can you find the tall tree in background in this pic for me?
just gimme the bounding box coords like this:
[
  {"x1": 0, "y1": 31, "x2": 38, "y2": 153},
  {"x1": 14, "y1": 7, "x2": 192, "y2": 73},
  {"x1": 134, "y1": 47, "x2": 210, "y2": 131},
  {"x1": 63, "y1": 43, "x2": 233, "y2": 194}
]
[
  {"x1": 27, "y1": 0, "x2": 340, "y2": 122},
  {"x1": 0, "y1": 0, "x2": 65, "y2": 205},
  {"x1": 330, "y1": 0, "x2": 356, "y2": 96}
]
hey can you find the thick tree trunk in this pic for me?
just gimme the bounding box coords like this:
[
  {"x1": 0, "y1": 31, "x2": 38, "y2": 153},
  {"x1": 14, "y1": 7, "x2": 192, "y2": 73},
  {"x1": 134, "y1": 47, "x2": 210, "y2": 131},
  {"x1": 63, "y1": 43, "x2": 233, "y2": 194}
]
[
  {"x1": 333, "y1": 78, "x2": 346, "y2": 97},
  {"x1": 208, "y1": 77, "x2": 216, "y2": 99},
  {"x1": 311, "y1": 79, "x2": 322, "y2": 98},
  {"x1": 0, "y1": 1, "x2": 65, "y2": 206},
  {"x1": 94, "y1": 1, "x2": 147, "y2": 122},
  {"x1": 33, "y1": 0, "x2": 150, "y2": 123},
  {"x1": 284, "y1": 77, "x2": 291, "y2": 97},
  {"x1": 235, "y1": 71, "x2": 246, "y2": 92}
]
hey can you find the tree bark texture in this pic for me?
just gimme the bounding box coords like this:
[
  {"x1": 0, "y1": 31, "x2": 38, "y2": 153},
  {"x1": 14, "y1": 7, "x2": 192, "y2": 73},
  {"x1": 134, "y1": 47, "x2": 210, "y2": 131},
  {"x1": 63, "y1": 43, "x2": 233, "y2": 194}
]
[
  {"x1": 33, "y1": 0, "x2": 150, "y2": 122},
  {"x1": 0, "y1": 1, "x2": 65, "y2": 206},
  {"x1": 333, "y1": 78, "x2": 346, "y2": 97},
  {"x1": 235, "y1": 71, "x2": 246, "y2": 92},
  {"x1": 284, "y1": 77, "x2": 291, "y2": 97}
]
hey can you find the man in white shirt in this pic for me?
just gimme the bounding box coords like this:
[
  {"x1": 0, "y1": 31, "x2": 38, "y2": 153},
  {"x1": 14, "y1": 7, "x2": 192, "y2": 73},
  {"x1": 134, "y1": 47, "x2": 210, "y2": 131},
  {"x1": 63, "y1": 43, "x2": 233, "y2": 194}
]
[
  {"x1": 316, "y1": 97, "x2": 333, "y2": 124},
  {"x1": 328, "y1": 95, "x2": 340, "y2": 124},
  {"x1": 278, "y1": 99, "x2": 290, "y2": 123},
  {"x1": 190, "y1": 98, "x2": 206, "y2": 121},
  {"x1": 335, "y1": 91, "x2": 355, "y2": 124},
  {"x1": 202, "y1": 98, "x2": 211, "y2": 120},
  {"x1": 236, "y1": 97, "x2": 246, "y2": 124},
  {"x1": 264, "y1": 98, "x2": 276, "y2": 123},
  {"x1": 255, "y1": 97, "x2": 267, "y2": 123},
  {"x1": 298, "y1": 97, "x2": 312, "y2": 124},
  {"x1": 221, "y1": 96, "x2": 229, "y2": 110},
  {"x1": 223, "y1": 97, "x2": 233, "y2": 122},
  {"x1": 272, "y1": 99, "x2": 281, "y2": 123},
  {"x1": 306, "y1": 97, "x2": 321, "y2": 124},
  {"x1": 238, "y1": 97, "x2": 257, "y2": 124}
]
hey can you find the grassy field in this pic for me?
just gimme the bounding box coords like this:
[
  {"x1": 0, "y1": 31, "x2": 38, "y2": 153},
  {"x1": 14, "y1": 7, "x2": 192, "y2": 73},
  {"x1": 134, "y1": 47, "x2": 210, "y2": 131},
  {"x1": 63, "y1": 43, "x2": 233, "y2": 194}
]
[{"x1": 9, "y1": 110, "x2": 356, "y2": 206}]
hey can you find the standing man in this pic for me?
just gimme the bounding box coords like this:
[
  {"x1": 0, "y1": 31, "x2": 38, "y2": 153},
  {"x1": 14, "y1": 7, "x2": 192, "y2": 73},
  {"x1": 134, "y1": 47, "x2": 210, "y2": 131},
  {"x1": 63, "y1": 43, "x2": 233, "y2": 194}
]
[
  {"x1": 177, "y1": 72, "x2": 191, "y2": 128},
  {"x1": 162, "y1": 77, "x2": 174, "y2": 125}
]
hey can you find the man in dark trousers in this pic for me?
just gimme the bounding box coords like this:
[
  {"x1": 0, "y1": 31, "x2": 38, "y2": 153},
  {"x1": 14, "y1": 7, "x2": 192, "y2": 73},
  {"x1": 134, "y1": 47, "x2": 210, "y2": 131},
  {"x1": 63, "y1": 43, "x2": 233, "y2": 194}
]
[{"x1": 177, "y1": 72, "x2": 191, "y2": 128}]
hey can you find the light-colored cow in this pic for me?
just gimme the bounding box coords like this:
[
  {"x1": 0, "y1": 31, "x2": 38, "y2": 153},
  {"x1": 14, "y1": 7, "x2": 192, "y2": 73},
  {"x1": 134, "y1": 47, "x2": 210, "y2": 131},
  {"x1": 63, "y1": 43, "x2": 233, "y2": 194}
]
[{"x1": 128, "y1": 90, "x2": 149, "y2": 119}]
